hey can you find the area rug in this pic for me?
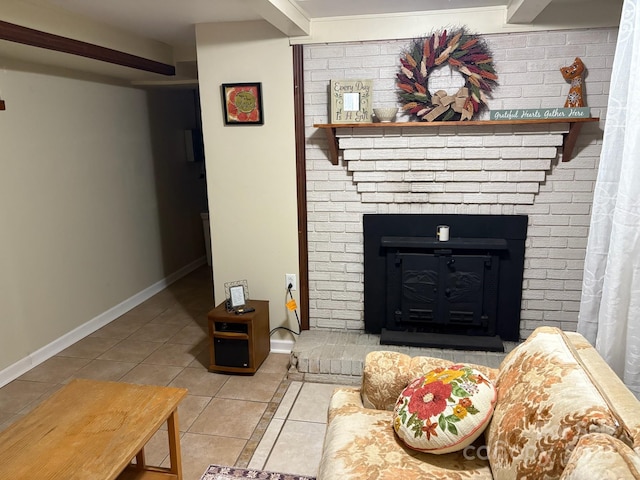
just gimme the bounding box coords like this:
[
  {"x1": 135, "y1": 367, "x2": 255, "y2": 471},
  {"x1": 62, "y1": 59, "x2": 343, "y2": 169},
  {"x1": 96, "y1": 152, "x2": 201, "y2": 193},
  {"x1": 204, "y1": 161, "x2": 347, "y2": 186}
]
[{"x1": 200, "y1": 464, "x2": 315, "y2": 480}]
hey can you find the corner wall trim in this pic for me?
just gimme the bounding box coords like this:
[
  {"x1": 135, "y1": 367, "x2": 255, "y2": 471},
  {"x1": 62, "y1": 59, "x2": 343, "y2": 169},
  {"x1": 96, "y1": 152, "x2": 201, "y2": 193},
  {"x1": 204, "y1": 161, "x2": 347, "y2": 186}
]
[
  {"x1": 293, "y1": 43, "x2": 310, "y2": 330},
  {"x1": 0, "y1": 20, "x2": 176, "y2": 76},
  {"x1": 0, "y1": 257, "x2": 206, "y2": 388}
]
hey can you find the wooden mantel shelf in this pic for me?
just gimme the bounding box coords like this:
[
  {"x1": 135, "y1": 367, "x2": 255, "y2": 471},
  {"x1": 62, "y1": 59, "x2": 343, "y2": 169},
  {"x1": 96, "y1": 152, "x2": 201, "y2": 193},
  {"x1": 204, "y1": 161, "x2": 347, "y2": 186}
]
[{"x1": 314, "y1": 117, "x2": 599, "y2": 165}]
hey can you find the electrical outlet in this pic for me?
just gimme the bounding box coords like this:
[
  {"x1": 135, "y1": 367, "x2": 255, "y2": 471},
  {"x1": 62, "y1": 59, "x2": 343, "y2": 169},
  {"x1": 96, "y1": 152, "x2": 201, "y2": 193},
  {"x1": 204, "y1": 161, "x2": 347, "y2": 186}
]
[{"x1": 286, "y1": 273, "x2": 297, "y2": 291}]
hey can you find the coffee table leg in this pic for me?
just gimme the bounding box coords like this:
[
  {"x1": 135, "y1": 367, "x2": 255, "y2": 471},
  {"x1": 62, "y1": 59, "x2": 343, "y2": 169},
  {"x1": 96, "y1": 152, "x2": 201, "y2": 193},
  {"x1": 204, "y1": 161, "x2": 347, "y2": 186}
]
[
  {"x1": 167, "y1": 409, "x2": 183, "y2": 480},
  {"x1": 135, "y1": 449, "x2": 146, "y2": 469}
]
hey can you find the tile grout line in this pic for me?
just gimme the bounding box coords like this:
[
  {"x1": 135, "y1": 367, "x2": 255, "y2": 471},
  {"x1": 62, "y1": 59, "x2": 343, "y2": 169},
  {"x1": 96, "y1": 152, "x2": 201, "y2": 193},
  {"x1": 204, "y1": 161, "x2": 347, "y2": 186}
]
[
  {"x1": 247, "y1": 380, "x2": 305, "y2": 471},
  {"x1": 263, "y1": 381, "x2": 308, "y2": 466},
  {"x1": 234, "y1": 377, "x2": 293, "y2": 469}
]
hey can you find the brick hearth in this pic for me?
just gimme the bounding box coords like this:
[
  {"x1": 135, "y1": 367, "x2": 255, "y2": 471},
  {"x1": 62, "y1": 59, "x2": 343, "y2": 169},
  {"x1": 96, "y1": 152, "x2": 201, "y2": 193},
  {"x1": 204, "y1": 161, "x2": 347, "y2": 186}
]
[{"x1": 288, "y1": 330, "x2": 519, "y2": 385}]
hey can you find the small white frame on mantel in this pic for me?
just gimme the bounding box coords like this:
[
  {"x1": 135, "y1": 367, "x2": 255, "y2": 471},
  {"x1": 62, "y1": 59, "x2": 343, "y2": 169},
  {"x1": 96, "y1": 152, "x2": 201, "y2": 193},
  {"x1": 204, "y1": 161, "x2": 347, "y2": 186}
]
[{"x1": 330, "y1": 79, "x2": 373, "y2": 123}]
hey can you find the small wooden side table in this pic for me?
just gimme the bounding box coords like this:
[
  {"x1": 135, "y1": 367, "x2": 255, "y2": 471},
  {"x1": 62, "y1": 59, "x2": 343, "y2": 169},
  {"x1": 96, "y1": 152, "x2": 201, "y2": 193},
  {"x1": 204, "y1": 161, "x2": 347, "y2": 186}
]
[{"x1": 207, "y1": 299, "x2": 270, "y2": 374}]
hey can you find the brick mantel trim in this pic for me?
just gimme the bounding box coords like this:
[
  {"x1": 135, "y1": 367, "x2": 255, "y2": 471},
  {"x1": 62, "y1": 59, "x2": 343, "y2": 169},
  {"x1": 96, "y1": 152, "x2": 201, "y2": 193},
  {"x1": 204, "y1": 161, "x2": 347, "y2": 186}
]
[
  {"x1": 331, "y1": 123, "x2": 577, "y2": 205},
  {"x1": 316, "y1": 118, "x2": 598, "y2": 165}
]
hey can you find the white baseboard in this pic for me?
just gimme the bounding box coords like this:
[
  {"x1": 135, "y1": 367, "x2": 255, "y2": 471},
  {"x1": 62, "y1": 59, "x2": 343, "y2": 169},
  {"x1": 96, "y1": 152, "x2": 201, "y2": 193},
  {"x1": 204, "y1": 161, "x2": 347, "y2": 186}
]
[
  {"x1": 270, "y1": 338, "x2": 295, "y2": 354},
  {"x1": 0, "y1": 257, "x2": 207, "y2": 388}
]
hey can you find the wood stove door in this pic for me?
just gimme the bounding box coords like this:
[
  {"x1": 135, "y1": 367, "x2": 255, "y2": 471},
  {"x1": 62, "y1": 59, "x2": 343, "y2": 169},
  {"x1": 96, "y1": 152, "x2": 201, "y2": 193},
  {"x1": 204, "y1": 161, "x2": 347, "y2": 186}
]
[
  {"x1": 391, "y1": 252, "x2": 498, "y2": 335},
  {"x1": 396, "y1": 253, "x2": 439, "y2": 325},
  {"x1": 438, "y1": 255, "x2": 488, "y2": 328}
]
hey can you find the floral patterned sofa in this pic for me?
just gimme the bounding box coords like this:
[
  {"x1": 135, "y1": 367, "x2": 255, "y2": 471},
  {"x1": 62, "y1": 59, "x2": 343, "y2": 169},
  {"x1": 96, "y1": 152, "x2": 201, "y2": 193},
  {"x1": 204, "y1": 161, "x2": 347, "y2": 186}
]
[{"x1": 317, "y1": 327, "x2": 640, "y2": 479}]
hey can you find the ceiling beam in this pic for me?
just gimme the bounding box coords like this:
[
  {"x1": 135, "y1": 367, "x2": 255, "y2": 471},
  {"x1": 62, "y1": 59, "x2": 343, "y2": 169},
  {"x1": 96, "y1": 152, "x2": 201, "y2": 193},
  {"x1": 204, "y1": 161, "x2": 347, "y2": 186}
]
[
  {"x1": 507, "y1": 0, "x2": 553, "y2": 23},
  {"x1": 0, "y1": 20, "x2": 175, "y2": 76},
  {"x1": 248, "y1": 0, "x2": 310, "y2": 37}
]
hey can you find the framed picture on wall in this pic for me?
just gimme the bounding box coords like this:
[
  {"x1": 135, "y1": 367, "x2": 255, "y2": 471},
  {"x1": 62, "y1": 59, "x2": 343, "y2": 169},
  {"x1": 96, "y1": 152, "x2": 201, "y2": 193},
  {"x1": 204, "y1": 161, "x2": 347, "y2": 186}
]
[{"x1": 221, "y1": 83, "x2": 264, "y2": 125}]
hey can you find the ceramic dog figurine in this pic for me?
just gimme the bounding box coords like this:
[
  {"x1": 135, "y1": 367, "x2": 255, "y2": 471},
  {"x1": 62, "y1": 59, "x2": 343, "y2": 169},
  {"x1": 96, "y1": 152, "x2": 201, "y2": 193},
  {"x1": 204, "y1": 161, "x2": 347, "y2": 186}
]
[{"x1": 561, "y1": 57, "x2": 586, "y2": 108}]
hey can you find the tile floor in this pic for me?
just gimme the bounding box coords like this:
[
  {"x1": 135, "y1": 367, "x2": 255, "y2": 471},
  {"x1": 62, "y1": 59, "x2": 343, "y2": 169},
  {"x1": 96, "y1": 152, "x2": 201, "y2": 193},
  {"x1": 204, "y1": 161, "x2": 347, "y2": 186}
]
[{"x1": 0, "y1": 266, "x2": 335, "y2": 480}]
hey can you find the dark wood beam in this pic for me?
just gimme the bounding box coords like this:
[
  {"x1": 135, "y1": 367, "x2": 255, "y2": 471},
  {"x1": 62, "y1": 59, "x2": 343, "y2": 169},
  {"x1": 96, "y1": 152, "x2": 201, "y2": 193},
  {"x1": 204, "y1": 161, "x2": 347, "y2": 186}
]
[
  {"x1": 293, "y1": 44, "x2": 309, "y2": 330},
  {"x1": 0, "y1": 100, "x2": 5, "y2": 110},
  {"x1": 0, "y1": 20, "x2": 175, "y2": 76}
]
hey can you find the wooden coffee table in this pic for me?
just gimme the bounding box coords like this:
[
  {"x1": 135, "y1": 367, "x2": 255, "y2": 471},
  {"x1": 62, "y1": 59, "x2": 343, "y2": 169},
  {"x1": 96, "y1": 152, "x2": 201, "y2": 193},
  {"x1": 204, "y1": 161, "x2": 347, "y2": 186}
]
[{"x1": 0, "y1": 378, "x2": 187, "y2": 480}]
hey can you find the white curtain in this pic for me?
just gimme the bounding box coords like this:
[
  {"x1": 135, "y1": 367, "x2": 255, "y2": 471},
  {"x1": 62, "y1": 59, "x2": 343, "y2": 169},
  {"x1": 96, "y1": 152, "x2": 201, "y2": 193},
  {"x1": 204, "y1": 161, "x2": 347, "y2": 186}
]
[{"x1": 578, "y1": 0, "x2": 640, "y2": 398}]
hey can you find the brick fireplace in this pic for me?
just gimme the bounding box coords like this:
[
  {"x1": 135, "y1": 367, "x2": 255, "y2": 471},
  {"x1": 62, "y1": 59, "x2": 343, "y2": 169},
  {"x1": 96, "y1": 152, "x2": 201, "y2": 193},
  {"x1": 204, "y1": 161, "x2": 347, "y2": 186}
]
[
  {"x1": 303, "y1": 29, "x2": 612, "y2": 341},
  {"x1": 305, "y1": 121, "x2": 600, "y2": 340}
]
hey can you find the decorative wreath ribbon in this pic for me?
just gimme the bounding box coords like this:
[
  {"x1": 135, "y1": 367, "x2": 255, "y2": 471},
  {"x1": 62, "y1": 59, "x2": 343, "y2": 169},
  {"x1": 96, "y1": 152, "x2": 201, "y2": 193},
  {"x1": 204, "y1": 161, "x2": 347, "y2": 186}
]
[
  {"x1": 397, "y1": 29, "x2": 498, "y2": 122},
  {"x1": 425, "y1": 87, "x2": 475, "y2": 122}
]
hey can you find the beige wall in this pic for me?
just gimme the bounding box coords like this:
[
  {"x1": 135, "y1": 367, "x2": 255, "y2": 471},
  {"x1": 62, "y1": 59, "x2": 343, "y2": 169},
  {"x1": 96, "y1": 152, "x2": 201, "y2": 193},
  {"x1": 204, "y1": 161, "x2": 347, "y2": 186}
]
[
  {"x1": 195, "y1": 21, "x2": 300, "y2": 341},
  {"x1": 0, "y1": 66, "x2": 207, "y2": 374}
]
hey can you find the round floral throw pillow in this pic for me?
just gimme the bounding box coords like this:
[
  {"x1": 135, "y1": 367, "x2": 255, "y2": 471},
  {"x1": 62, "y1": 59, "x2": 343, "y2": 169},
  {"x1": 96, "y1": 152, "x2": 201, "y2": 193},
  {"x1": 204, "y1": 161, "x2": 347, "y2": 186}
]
[{"x1": 393, "y1": 365, "x2": 497, "y2": 454}]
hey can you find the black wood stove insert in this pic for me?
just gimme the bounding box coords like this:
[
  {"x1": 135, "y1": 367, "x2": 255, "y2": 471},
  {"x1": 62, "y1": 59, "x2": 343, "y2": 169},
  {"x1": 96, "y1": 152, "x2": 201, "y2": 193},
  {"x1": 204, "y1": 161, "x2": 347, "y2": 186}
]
[{"x1": 364, "y1": 214, "x2": 528, "y2": 352}]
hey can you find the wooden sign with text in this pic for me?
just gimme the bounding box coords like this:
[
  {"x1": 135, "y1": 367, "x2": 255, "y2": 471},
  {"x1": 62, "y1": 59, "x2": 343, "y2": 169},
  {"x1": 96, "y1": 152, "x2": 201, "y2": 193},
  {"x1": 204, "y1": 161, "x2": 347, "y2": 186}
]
[{"x1": 490, "y1": 107, "x2": 590, "y2": 121}]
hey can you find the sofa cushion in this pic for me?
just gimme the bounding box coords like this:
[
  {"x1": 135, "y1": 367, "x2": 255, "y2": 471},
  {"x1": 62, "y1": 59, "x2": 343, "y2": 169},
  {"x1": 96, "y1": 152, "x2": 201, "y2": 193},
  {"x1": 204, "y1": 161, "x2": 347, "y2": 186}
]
[
  {"x1": 560, "y1": 433, "x2": 640, "y2": 480},
  {"x1": 486, "y1": 326, "x2": 629, "y2": 480},
  {"x1": 393, "y1": 365, "x2": 497, "y2": 454},
  {"x1": 318, "y1": 387, "x2": 493, "y2": 480}
]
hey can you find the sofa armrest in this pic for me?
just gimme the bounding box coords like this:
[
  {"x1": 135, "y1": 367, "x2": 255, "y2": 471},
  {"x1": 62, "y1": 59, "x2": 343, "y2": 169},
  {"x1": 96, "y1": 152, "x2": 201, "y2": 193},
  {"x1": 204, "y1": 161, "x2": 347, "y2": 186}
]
[
  {"x1": 560, "y1": 433, "x2": 640, "y2": 479},
  {"x1": 328, "y1": 387, "x2": 364, "y2": 423},
  {"x1": 486, "y1": 326, "x2": 639, "y2": 479},
  {"x1": 566, "y1": 331, "x2": 640, "y2": 452},
  {"x1": 361, "y1": 351, "x2": 413, "y2": 410}
]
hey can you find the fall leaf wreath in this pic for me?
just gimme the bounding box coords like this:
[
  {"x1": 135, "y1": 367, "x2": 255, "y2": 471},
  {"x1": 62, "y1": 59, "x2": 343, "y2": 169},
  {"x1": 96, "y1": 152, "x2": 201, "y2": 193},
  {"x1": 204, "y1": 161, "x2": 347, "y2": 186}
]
[{"x1": 397, "y1": 29, "x2": 498, "y2": 122}]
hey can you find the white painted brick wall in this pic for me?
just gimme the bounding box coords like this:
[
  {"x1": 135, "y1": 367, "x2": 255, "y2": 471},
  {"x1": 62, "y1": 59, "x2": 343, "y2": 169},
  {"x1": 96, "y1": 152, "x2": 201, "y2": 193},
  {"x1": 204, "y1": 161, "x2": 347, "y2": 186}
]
[{"x1": 304, "y1": 28, "x2": 615, "y2": 340}]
